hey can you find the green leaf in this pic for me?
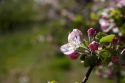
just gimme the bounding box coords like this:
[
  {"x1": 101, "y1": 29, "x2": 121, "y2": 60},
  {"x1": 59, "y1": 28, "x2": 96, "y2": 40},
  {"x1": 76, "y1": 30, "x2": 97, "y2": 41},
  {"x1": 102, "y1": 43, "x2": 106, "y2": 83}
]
[
  {"x1": 99, "y1": 49, "x2": 112, "y2": 64},
  {"x1": 80, "y1": 43, "x2": 87, "y2": 49},
  {"x1": 84, "y1": 53, "x2": 97, "y2": 67},
  {"x1": 90, "y1": 12, "x2": 99, "y2": 19},
  {"x1": 83, "y1": 39, "x2": 89, "y2": 47},
  {"x1": 120, "y1": 26, "x2": 125, "y2": 34},
  {"x1": 110, "y1": 9, "x2": 121, "y2": 17},
  {"x1": 95, "y1": 32, "x2": 107, "y2": 41},
  {"x1": 100, "y1": 34, "x2": 115, "y2": 43}
]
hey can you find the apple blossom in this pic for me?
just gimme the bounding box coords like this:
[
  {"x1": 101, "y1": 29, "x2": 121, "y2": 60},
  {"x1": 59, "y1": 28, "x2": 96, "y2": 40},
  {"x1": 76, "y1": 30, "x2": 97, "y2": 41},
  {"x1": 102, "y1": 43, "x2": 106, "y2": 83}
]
[
  {"x1": 99, "y1": 18, "x2": 112, "y2": 32},
  {"x1": 87, "y1": 28, "x2": 96, "y2": 36},
  {"x1": 68, "y1": 29, "x2": 82, "y2": 47},
  {"x1": 88, "y1": 41, "x2": 99, "y2": 52},
  {"x1": 60, "y1": 29, "x2": 82, "y2": 59}
]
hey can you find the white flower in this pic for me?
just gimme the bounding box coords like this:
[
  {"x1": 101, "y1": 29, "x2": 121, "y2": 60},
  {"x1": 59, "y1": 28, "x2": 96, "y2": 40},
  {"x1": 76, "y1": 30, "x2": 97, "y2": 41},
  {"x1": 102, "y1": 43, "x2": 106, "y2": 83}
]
[
  {"x1": 99, "y1": 19, "x2": 111, "y2": 32},
  {"x1": 68, "y1": 29, "x2": 82, "y2": 47},
  {"x1": 60, "y1": 43, "x2": 76, "y2": 55},
  {"x1": 117, "y1": 0, "x2": 125, "y2": 7},
  {"x1": 112, "y1": 27, "x2": 119, "y2": 33},
  {"x1": 60, "y1": 29, "x2": 82, "y2": 55},
  {"x1": 99, "y1": 17, "x2": 115, "y2": 32},
  {"x1": 99, "y1": 8, "x2": 119, "y2": 33}
]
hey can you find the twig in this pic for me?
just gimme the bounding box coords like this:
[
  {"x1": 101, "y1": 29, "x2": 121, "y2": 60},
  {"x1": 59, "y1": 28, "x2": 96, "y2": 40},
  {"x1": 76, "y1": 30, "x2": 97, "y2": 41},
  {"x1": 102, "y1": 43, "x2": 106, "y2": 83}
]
[{"x1": 81, "y1": 64, "x2": 95, "y2": 83}]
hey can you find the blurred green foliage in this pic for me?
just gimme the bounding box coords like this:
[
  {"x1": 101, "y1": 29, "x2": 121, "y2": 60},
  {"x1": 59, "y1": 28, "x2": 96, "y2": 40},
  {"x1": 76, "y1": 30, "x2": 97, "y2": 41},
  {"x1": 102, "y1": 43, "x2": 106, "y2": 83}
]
[{"x1": 0, "y1": 0, "x2": 34, "y2": 32}]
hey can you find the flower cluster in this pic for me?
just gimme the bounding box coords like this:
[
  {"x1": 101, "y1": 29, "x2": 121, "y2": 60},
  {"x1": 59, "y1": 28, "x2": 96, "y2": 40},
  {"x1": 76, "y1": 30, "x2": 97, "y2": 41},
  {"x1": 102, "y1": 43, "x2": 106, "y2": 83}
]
[
  {"x1": 96, "y1": 49, "x2": 125, "y2": 79},
  {"x1": 99, "y1": 9, "x2": 111, "y2": 31},
  {"x1": 98, "y1": 2, "x2": 125, "y2": 36},
  {"x1": 60, "y1": 28, "x2": 99, "y2": 61},
  {"x1": 59, "y1": 28, "x2": 96, "y2": 66},
  {"x1": 60, "y1": 27, "x2": 125, "y2": 81},
  {"x1": 96, "y1": 62, "x2": 113, "y2": 78},
  {"x1": 99, "y1": 8, "x2": 120, "y2": 33},
  {"x1": 117, "y1": 0, "x2": 125, "y2": 8},
  {"x1": 59, "y1": 0, "x2": 125, "y2": 82},
  {"x1": 61, "y1": 28, "x2": 125, "y2": 65}
]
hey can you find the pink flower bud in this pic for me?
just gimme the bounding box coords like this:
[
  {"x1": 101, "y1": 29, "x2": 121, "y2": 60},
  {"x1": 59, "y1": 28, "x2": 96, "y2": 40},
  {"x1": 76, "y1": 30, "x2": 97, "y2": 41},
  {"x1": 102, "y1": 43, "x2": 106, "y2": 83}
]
[
  {"x1": 111, "y1": 56, "x2": 119, "y2": 64},
  {"x1": 106, "y1": 71, "x2": 112, "y2": 77},
  {"x1": 88, "y1": 41, "x2": 99, "y2": 51},
  {"x1": 112, "y1": 37, "x2": 119, "y2": 44},
  {"x1": 68, "y1": 51, "x2": 79, "y2": 60},
  {"x1": 87, "y1": 28, "x2": 96, "y2": 36},
  {"x1": 121, "y1": 48, "x2": 125, "y2": 54}
]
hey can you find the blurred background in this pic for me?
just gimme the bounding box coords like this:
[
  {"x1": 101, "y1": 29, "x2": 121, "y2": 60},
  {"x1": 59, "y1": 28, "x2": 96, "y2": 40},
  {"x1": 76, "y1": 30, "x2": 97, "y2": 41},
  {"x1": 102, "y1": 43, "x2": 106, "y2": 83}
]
[{"x1": 0, "y1": 0, "x2": 117, "y2": 83}]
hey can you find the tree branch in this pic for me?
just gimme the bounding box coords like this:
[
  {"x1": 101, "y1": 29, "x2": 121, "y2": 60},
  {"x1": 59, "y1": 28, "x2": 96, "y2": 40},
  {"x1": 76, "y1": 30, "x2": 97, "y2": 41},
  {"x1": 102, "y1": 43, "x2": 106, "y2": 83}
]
[{"x1": 81, "y1": 64, "x2": 95, "y2": 83}]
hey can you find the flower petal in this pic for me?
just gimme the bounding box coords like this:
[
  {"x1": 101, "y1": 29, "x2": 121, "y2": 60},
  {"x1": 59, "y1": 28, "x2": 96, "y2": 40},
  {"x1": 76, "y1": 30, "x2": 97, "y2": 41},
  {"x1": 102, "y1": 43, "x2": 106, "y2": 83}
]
[
  {"x1": 60, "y1": 43, "x2": 76, "y2": 55},
  {"x1": 68, "y1": 29, "x2": 82, "y2": 47}
]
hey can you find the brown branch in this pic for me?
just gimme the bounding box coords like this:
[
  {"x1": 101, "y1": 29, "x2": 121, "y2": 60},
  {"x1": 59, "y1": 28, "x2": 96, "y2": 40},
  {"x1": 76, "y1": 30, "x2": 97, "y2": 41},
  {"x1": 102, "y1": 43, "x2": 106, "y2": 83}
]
[{"x1": 81, "y1": 64, "x2": 95, "y2": 83}]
